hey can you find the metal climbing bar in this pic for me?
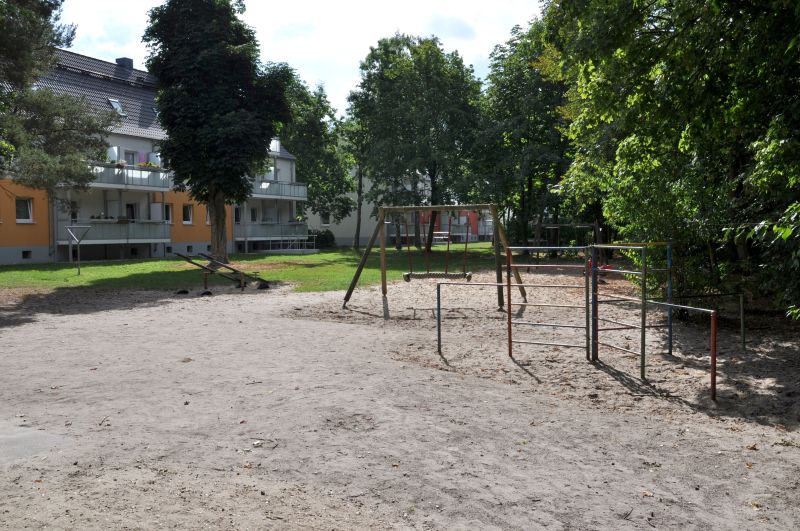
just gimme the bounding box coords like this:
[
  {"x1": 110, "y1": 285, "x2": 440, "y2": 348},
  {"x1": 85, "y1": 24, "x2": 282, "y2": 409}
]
[{"x1": 506, "y1": 247, "x2": 591, "y2": 360}]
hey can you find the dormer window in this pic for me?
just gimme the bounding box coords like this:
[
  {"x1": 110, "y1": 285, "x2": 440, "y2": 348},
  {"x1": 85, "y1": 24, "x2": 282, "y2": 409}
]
[{"x1": 108, "y1": 98, "x2": 126, "y2": 116}]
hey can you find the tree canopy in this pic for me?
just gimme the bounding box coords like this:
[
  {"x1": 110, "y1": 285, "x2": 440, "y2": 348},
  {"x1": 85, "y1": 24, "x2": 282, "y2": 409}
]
[
  {"x1": 279, "y1": 77, "x2": 354, "y2": 224},
  {"x1": 542, "y1": 0, "x2": 800, "y2": 315},
  {"x1": 144, "y1": 0, "x2": 291, "y2": 260},
  {"x1": 348, "y1": 34, "x2": 481, "y2": 249},
  {"x1": 0, "y1": 0, "x2": 117, "y2": 197}
]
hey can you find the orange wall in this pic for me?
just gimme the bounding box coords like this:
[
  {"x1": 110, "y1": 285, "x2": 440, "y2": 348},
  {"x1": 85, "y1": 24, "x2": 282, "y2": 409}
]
[
  {"x1": 0, "y1": 179, "x2": 51, "y2": 247},
  {"x1": 163, "y1": 191, "x2": 233, "y2": 243}
]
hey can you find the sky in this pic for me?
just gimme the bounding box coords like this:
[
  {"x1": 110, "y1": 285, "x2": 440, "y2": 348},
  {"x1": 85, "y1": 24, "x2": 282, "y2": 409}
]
[{"x1": 60, "y1": 1, "x2": 542, "y2": 117}]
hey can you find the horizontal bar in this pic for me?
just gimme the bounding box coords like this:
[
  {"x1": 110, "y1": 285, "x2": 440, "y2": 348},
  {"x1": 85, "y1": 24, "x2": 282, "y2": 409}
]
[
  {"x1": 647, "y1": 300, "x2": 715, "y2": 314},
  {"x1": 593, "y1": 244, "x2": 645, "y2": 250},
  {"x1": 512, "y1": 321, "x2": 587, "y2": 329},
  {"x1": 599, "y1": 268, "x2": 642, "y2": 276},
  {"x1": 598, "y1": 293, "x2": 640, "y2": 302},
  {"x1": 598, "y1": 316, "x2": 641, "y2": 329},
  {"x1": 507, "y1": 283, "x2": 586, "y2": 289},
  {"x1": 512, "y1": 340, "x2": 586, "y2": 349},
  {"x1": 509, "y1": 264, "x2": 585, "y2": 270},
  {"x1": 512, "y1": 303, "x2": 586, "y2": 309},
  {"x1": 508, "y1": 246, "x2": 587, "y2": 251},
  {"x1": 598, "y1": 326, "x2": 639, "y2": 331},
  {"x1": 598, "y1": 298, "x2": 641, "y2": 305},
  {"x1": 437, "y1": 282, "x2": 578, "y2": 289},
  {"x1": 598, "y1": 341, "x2": 640, "y2": 355},
  {"x1": 381, "y1": 204, "x2": 493, "y2": 213}
]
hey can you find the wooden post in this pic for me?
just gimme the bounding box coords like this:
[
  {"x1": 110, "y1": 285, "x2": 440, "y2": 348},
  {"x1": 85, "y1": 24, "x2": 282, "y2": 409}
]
[{"x1": 342, "y1": 209, "x2": 385, "y2": 308}]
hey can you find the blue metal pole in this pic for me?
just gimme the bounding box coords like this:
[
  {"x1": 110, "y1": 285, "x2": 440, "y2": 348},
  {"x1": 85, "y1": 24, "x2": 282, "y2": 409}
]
[
  {"x1": 591, "y1": 245, "x2": 599, "y2": 361},
  {"x1": 667, "y1": 243, "x2": 673, "y2": 356}
]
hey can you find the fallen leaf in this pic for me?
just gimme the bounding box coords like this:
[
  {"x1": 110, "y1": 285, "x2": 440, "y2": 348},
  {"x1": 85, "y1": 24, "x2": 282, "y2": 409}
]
[
  {"x1": 747, "y1": 443, "x2": 759, "y2": 451},
  {"x1": 642, "y1": 490, "x2": 654, "y2": 497},
  {"x1": 745, "y1": 462, "x2": 753, "y2": 469},
  {"x1": 181, "y1": 357, "x2": 193, "y2": 363},
  {"x1": 243, "y1": 463, "x2": 253, "y2": 469}
]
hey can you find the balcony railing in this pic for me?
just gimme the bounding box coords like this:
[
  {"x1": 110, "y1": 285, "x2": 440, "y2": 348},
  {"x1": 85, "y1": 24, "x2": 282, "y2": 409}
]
[
  {"x1": 250, "y1": 180, "x2": 308, "y2": 200},
  {"x1": 90, "y1": 163, "x2": 172, "y2": 189},
  {"x1": 56, "y1": 219, "x2": 171, "y2": 243},
  {"x1": 234, "y1": 222, "x2": 308, "y2": 240}
]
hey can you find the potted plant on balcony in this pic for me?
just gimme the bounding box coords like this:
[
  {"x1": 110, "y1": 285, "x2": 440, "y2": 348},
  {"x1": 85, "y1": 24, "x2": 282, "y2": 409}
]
[{"x1": 115, "y1": 159, "x2": 127, "y2": 169}]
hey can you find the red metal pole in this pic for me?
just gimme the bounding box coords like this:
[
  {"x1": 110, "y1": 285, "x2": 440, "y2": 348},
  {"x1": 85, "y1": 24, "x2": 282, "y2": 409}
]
[
  {"x1": 710, "y1": 311, "x2": 718, "y2": 401},
  {"x1": 507, "y1": 250, "x2": 513, "y2": 358}
]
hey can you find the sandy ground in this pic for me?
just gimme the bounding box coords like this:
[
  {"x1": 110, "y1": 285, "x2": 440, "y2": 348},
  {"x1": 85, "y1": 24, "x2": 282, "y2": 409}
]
[{"x1": 0, "y1": 268, "x2": 798, "y2": 529}]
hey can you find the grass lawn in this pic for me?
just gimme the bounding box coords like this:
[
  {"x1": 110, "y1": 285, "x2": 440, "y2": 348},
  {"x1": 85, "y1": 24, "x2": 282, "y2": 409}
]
[{"x1": 0, "y1": 242, "x2": 500, "y2": 293}]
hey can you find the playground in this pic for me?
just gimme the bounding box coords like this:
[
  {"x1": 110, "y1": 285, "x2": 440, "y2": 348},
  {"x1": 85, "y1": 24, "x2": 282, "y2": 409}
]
[{"x1": 0, "y1": 250, "x2": 798, "y2": 528}]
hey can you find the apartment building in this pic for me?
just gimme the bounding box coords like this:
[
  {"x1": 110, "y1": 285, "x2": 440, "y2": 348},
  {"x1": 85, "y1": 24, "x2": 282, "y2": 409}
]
[{"x1": 0, "y1": 50, "x2": 308, "y2": 265}]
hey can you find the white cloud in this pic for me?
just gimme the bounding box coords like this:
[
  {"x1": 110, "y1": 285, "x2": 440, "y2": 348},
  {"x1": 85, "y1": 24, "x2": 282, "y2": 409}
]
[{"x1": 61, "y1": 0, "x2": 541, "y2": 116}]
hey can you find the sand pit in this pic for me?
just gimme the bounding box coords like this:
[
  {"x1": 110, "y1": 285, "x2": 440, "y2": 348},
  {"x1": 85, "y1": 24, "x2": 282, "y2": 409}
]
[{"x1": 0, "y1": 271, "x2": 798, "y2": 529}]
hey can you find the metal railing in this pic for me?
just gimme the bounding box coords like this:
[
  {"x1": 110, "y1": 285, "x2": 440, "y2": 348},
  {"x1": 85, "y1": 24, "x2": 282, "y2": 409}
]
[
  {"x1": 56, "y1": 219, "x2": 170, "y2": 242},
  {"x1": 90, "y1": 163, "x2": 172, "y2": 189},
  {"x1": 250, "y1": 180, "x2": 308, "y2": 199},
  {"x1": 233, "y1": 222, "x2": 308, "y2": 239}
]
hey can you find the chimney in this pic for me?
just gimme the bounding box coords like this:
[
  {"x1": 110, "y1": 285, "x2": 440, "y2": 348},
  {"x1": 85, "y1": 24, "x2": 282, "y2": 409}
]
[{"x1": 116, "y1": 57, "x2": 134, "y2": 69}]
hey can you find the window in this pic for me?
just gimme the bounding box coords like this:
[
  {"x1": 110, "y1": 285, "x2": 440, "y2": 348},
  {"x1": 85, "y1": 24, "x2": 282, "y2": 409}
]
[
  {"x1": 274, "y1": 168, "x2": 280, "y2": 181},
  {"x1": 22, "y1": 250, "x2": 32, "y2": 260},
  {"x1": 166, "y1": 246, "x2": 173, "y2": 253},
  {"x1": 182, "y1": 204, "x2": 193, "y2": 224},
  {"x1": 250, "y1": 208, "x2": 258, "y2": 223},
  {"x1": 108, "y1": 98, "x2": 126, "y2": 116},
  {"x1": 125, "y1": 203, "x2": 138, "y2": 220},
  {"x1": 187, "y1": 245, "x2": 193, "y2": 253},
  {"x1": 321, "y1": 213, "x2": 330, "y2": 225},
  {"x1": 164, "y1": 204, "x2": 173, "y2": 223},
  {"x1": 234, "y1": 206, "x2": 241, "y2": 224},
  {"x1": 124, "y1": 151, "x2": 136, "y2": 166},
  {"x1": 15, "y1": 198, "x2": 32, "y2": 223}
]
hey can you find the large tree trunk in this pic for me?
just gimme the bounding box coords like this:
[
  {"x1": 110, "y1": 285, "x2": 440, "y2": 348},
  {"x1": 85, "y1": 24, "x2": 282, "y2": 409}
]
[
  {"x1": 207, "y1": 186, "x2": 228, "y2": 262},
  {"x1": 353, "y1": 165, "x2": 364, "y2": 250},
  {"x1": 424, "y1": 172, "x2": 439, "y2": 253}
]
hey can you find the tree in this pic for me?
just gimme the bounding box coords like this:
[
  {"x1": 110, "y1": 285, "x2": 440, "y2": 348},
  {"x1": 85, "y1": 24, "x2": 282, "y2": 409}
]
[
  {"x1": 478, "y1": 20, "x2": 570, "y2": 245},
  {"x1": 543, "y1": 0, "x2": 800, "y2": 314},
  {"x1": 144, "y1": 0, "x2": 291, "y2": 261},
  {"x1": 279, "y1": 78, "x2": 354, "y2": 225},
  {"x1": 340, "y1": 115, "x2": 370, "y2": 249},
  {"x1": 0, "y1": 0, "x2": 117, "y2": 197},
  {"x1": 348, "y1": 34, "x2": 481, "y2": 250}
]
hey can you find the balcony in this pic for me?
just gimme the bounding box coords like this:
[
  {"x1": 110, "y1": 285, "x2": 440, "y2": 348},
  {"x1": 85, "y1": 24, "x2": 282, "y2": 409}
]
[
  {"x1": 90, "y1": 163, "x2": 172, "y2": 190},
  {"x1": 233, "y1": 222, "x2": 308, "y2": 240},
  {"x1": 250, "y1": 179, "x2": 308, "y2": 200},
  {"x1": 56, "y1": 219, "x2": 171, "y2": 244}
]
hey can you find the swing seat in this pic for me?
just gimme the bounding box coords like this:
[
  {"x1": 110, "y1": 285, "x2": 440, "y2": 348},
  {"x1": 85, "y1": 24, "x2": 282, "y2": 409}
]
[{"x1": 402, "y1": 271, "x2": 472, "y2": 282}]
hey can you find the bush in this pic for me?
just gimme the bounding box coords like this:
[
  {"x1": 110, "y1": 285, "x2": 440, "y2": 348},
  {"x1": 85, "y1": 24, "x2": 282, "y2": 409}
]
[{"x1": 310, "y1": 229, "x2": 336, "y2": 249}]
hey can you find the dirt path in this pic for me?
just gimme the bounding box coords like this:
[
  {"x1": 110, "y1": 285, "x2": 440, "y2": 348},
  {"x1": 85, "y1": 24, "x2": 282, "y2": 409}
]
[{"x1": 0, "y1": 279, "x2": 798, "y2": 529}]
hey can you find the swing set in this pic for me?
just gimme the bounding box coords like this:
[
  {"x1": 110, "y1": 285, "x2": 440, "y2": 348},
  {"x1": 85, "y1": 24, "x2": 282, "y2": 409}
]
[
  {"x1": 401, "y1": 211, "x2": 472, "y2": 282},
  {"x1": 342, "y1": 204, "x2": 527, "y2": 317}
]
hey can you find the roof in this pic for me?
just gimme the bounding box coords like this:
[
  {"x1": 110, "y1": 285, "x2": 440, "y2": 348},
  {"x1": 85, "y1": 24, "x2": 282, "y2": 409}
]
[
  {"x1": 37, "y1": 49, "x2": 165, "y2": 141},
  {"x1": 37, "y1": 49, "x2": 296, "y2": 158}
]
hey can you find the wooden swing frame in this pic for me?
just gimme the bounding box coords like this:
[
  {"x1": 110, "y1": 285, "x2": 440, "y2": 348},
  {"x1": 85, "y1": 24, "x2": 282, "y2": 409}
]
[{"x1": 342, "y1": 204, "x2": 527, "y2": 317}]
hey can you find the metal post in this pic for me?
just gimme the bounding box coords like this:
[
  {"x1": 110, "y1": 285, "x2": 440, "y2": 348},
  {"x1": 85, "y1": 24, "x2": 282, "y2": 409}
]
[
  {"x1": 591, "y1": 245, "x2": 599, "y2": 361},
  {"x1": 76, "y1": 240, "x2": 81, "y2": 276},
  {"x1": 437, "y1": 284, "x2": 442, "y2": 353},
  {"x1": 667, "y1": 243, "x2": 673, "y2": 356},
  {"x1": 585, "y1": 247, "x2": 590, "y2": 361},
  {"x1": 491, "y1": 205, "x2": 504, "y2": 309},
  {"x1": 739, "y1": 293, "x2": 745, "y2": 352},
  {"x1": 379, "y1": 212, "x2": 388, "y2": 319},
  {"x1": 507, "y1": 249, "x2": 513, "y2": 358},
  {"x1": 640, "y1": 246, "x2": 647, "y2": 380},
  {"x1": 203, "y1": 271, "x2": 209, "y2": 290},
  {"x1": 711, "y1": 310, "x2": 718, "y2": 401}
]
